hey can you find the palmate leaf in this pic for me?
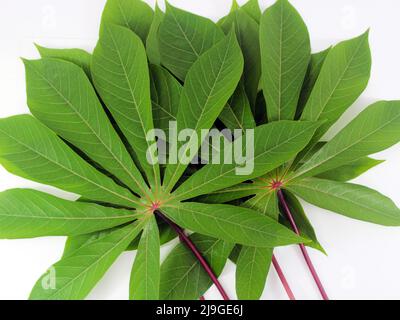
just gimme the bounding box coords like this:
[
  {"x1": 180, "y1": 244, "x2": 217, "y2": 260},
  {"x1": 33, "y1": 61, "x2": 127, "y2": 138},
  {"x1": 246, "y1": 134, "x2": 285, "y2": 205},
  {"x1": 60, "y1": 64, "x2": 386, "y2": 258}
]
[
  {"x1": 235, "y1": 191, "x2": 278, "y2": 300},
  {"x1": 294, "y1": 101, "x2": 400, "y2": 179},
  {"x1": 24, "y1": 58, "x2": 149, "y2": 197},
  {"x1": 162, "y1": 202, "x2": 306, "y2": 247},
  {"x1": 220, "y1": 7, "x2": 261, "y2": 106},
  {"x1": 35, "y1": 45, "x2": 92, "y2": 80},
  {"x1": 299, "y1": 31, "x2": 371, "y2": 142},
  {"x1": 173, "y1": 121, "x2": 320, "y2": 201},
  {"x1": 92, "y1": 23, "x2": 159, "y2": 187},
  {"x1": 100, "y1": 0, "x2": 154, "y2": 43},
  {"x1": 287, "y1": 178, "x2": 400, "y2": 226},
  {"x1": 242, "y1": 0, "x2": 262, "y2": 23},
  {"x1": 159, "y1": 233, "x2": 233, "y2": 300},
  {"x1": 0, "y1": 189, "x2": 138, "y2": 239},
  {"x1": 30, "y1": 221, "x2": 145, "y2": 300},
  {"x1": 130, "y1": 215, "x2": 160, "y2": 300},
  {"x1": 158, "y1": 3, "x2": 224, "y2": 81},
  {"x1": 260, "y1": 0, "x2": 311, "y2": 121},
  {"x1": 146, "y1": 4, "x2": 164, "y2": 65},
  {"x1": 150, "y1": 64, "x2": 181, "y2": 136},
  {"x1": 196, "y1": 183, "x2": 261, "y2": 204},
  {"x1": 162, "y1": 31, "x2": 244, "y2": 192},
  {"x1": 0, "y1": 115, "x2": 139, "y2": 208}
]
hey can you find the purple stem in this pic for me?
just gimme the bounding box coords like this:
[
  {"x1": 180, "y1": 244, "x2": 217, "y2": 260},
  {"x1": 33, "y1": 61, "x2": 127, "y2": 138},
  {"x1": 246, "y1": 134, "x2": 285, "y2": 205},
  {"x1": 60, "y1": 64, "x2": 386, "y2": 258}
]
[
  {"x1": 272, "y1": 255, "x2": 296, "y2": 300},
  {"x1": 157, "y1": 211, "x2": 230, "y2": 300},
  {"x1": 277, "y1": 190, "x2": 329, "y2": 300}
]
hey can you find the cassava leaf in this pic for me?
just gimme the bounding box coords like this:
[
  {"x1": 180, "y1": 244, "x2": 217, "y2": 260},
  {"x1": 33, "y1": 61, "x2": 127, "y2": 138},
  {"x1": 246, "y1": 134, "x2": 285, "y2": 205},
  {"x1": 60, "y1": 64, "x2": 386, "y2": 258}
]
[
  {"x1": 0, "y1": 189, "x2": 138, "y2": 239},
  {"x1": 162, "y1": 31, "x2": 244, "y2": 192},
  {"x1": 35, "y1": 45, "x2": 92, "y2": 79},
  {"x1": 160, "y1": 234, "x2": 233, "y2": 300},
  {"x1": 173, "y1": 121, "x2": 320, "y2": 201},
  {"x1": 297, "y1": 47, "x2": 331, "y2": 118},
  {"x1": 0, "y1": 115, "x2": 139, "y2": 208},
  {"x1": 150, "y1": 64, "x2": 181, "y2": 136},
  {"x1": 162, "y1": 202, "x2": 306, "y2": 247},
  {"x1": 100, "y1": 0, "x2": 153, "y2": 43},
  {"x1": 287, "y1": 178, "x2": 400, "y2": 226},
  {"x1": 260, "y1": 0, "x2": 311, "y2": 121},
  {"x1": 130, "y1": 215, "x2": 160, "y2": 300},
  {"x1": 158, "y1": 2, "x2": 224, "y2": 81},
  {"x1": 30, "y1": 221, "x2": 145, "y2": 300},
  {"x1": 24, "y1": 58, "x2": 149, "y2": 197},
  {"x1": 92, "y1": 23, "x2": 159, "y2": 187},
  {"x1": 242, "y1": 0, "x2": 262, "y2": 23},
  {"x1": 316, "y1": 157, "x2": 384, "y2": 182},
  {"x1": 146, "y1": 4, "x2": 164, "y2": 65},
  {"x1": 220, "y1": 7, "x2": 261, "y2": 105},
  {"x1": 300, "y1": 31, "x2": 371, "y2": 141},
  {"x1": 196, "y1": 183, "x2": 260, "y2": 204},
  {"x1": 294, "y1": 101, "x2": 400, "y2": 179}
]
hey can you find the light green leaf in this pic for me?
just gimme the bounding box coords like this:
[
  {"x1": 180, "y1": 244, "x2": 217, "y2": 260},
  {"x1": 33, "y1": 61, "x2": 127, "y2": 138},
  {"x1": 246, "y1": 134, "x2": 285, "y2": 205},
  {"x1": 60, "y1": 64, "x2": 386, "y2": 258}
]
[
  {"x1": 242, "y1": 0, "x2": 262, "y2": 23},
  {"x1": 0, "y1": 189, "x2": 137, "y2": 239},
  {"x1": 297, "y1": 47, "x2": 331, "y2": 118},
  {"x1": 0, "y1": 115, "x2": 139, "y2": 208},
  {"x1": 92, "y1": 24, "x2": 159, "y2": 187},
  {"x1": 173, "y1": 121, "x2": 320, "y2": 201},
  {"x1": 220, "y1": 8, "x2": 261, "y2": 105},
  {"x1": 162, "y1": 31, "x2": 244, "y2": 192},
  {"x1": 160, "y1": 233, "x2": 233, "y2": 300},
  {"x1": 260, "y1": 0, "x2": 311, "y2": 121},
  {"x1": 146, "y1": 4, "x2": 164, "y2": 65},
  {"x1": 162, "y1": 202, "x2": 305, "y2": 247},
  {"x1": 219, "y1": 82, "x2": 256, "y2": 131},
  {"x1": 295, "y1": 101, "x2": 400, "y2": 179},
  {"x1": 196, "y1": 183, "x2": 260, "y2": 204},
  {"x1": 100, "y1": 0, "x2": 153, "y2": 43},
  {"x1": 30, "y1": 221, "x2": 145, "y2": 300},
  {"x1": 150, "y1": 64, "x2": 181, "y2": 136},
  {"x1": 35, "y1": 45, "x2": 92, "y2": 80},
  {"x1": 316, "y1": 157, "x2": 384, "y2": 182},
  {"x1": 24, "y1": 58, "x2": 149, "y2": 197},
  {"x1": 287, "y1": 178, "x2": 400, "y2": 226},
  {"x1": 300, "y1": 31, "x2": 371, "y2": 140},
  {"x1": 130, "y1": 215, "x2": 160, "y2": 300},
  {"x1": 158, "y1": 2, "x2": 224, "y2": 81}
]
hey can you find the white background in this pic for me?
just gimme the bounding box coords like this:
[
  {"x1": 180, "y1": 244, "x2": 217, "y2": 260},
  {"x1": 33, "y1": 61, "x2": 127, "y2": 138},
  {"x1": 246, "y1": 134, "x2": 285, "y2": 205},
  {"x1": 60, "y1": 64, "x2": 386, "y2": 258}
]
[{"x1": 0, "y1": 0, "x2": 399, "y2": 300}]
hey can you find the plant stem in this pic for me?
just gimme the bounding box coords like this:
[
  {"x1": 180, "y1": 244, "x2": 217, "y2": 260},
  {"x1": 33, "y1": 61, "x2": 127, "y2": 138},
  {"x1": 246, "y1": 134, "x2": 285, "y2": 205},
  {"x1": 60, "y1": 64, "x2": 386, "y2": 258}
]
[
  {"x1": 272, "y1": 255, "x2": 295, "y2": 300},
  {"x1": 157, "y1": 211, "x2": 230, "y2": 300},
  {"x1": 277, "y1": 190, "x2": 329, "y2": 300}
]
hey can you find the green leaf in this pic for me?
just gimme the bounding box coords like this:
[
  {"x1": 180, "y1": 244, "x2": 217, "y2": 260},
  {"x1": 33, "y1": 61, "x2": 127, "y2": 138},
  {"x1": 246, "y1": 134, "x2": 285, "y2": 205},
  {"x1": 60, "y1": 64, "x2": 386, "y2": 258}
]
[
  {"x1": 30, "y1": 221, "x2": 145, "y2": 299},
  {"x1": 158, "y1": 2, "x2": 224, "y2": 81},
  {"x1": 242, "y1": 0, "x2": 262, "y2": 23},
  {"x1": 0, "y1": 115, "x2": 139, "y2": 208},
  {"x1": 100, "y1": 0, "x2": 153, "y2": 43},
  {"x1": 300, "y1": 31, "x2": 371, "y2": 140},
  {"x1": 173, "y1": 121, "x2": 320, "y2": 201},
  {"x1": 280, "y1": 190, "x2": 325, "y2": 253},
  {"x1": 244, "y1": 190, "x2": 279, "y2": 219},
  {"x1": 287, "y1": 178, "x2": 400, "y2": 226},
  {"x1": 150, "y1": 64, "x2": 181, "y2": 136},
  {"x1": 0, "y1": 189, "x2": 138, "y2": 239},
  {"x1": 162, "y1": 202, "x2": 305, "y2": 247},
  {"x1": 146, "y1": 4, "x2": 164, "y2": 65},
  {"x1": 316, "y1": 157, "x2": 384, "y2": 182},
  {"x1": 297, "y1": 47, "x2": 331, "y2": 118},
  {"x1": 260, "y1": 0, "x2": 311, "y2": 121},
  {"x1": 160, "y1": 234, "x2": 233, "y2": 300},
  {"x1": 130, "y1": 215, "x2": 160, "y2": 300},
  {"x1": 195, "y1": 183, "x2": 260, "y2": 204},
  {"x1": 92, "y1": 24, "x2": 159, "y2": 187},
  {"x1": 35, "y1": 44, "x2": 92, "y2": 80},
  {"x1": 162, "y1": 31, "x2": 244, "y2": 192},
  {"x1": 220, "y1": 8, "x2": 261, "y2": 105},
  {"x1": 24, "y1": 58, "x2": 149, "y2": 197},
  {"x1": 219, "y1": 82, "x2": 256, "y2": 131},
  {"x1": 295, "y1": 101, "x2": 400, "y2": 179},
  {"x1": 235, "y1": 245, "x2": 272, "y2": 300}
]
